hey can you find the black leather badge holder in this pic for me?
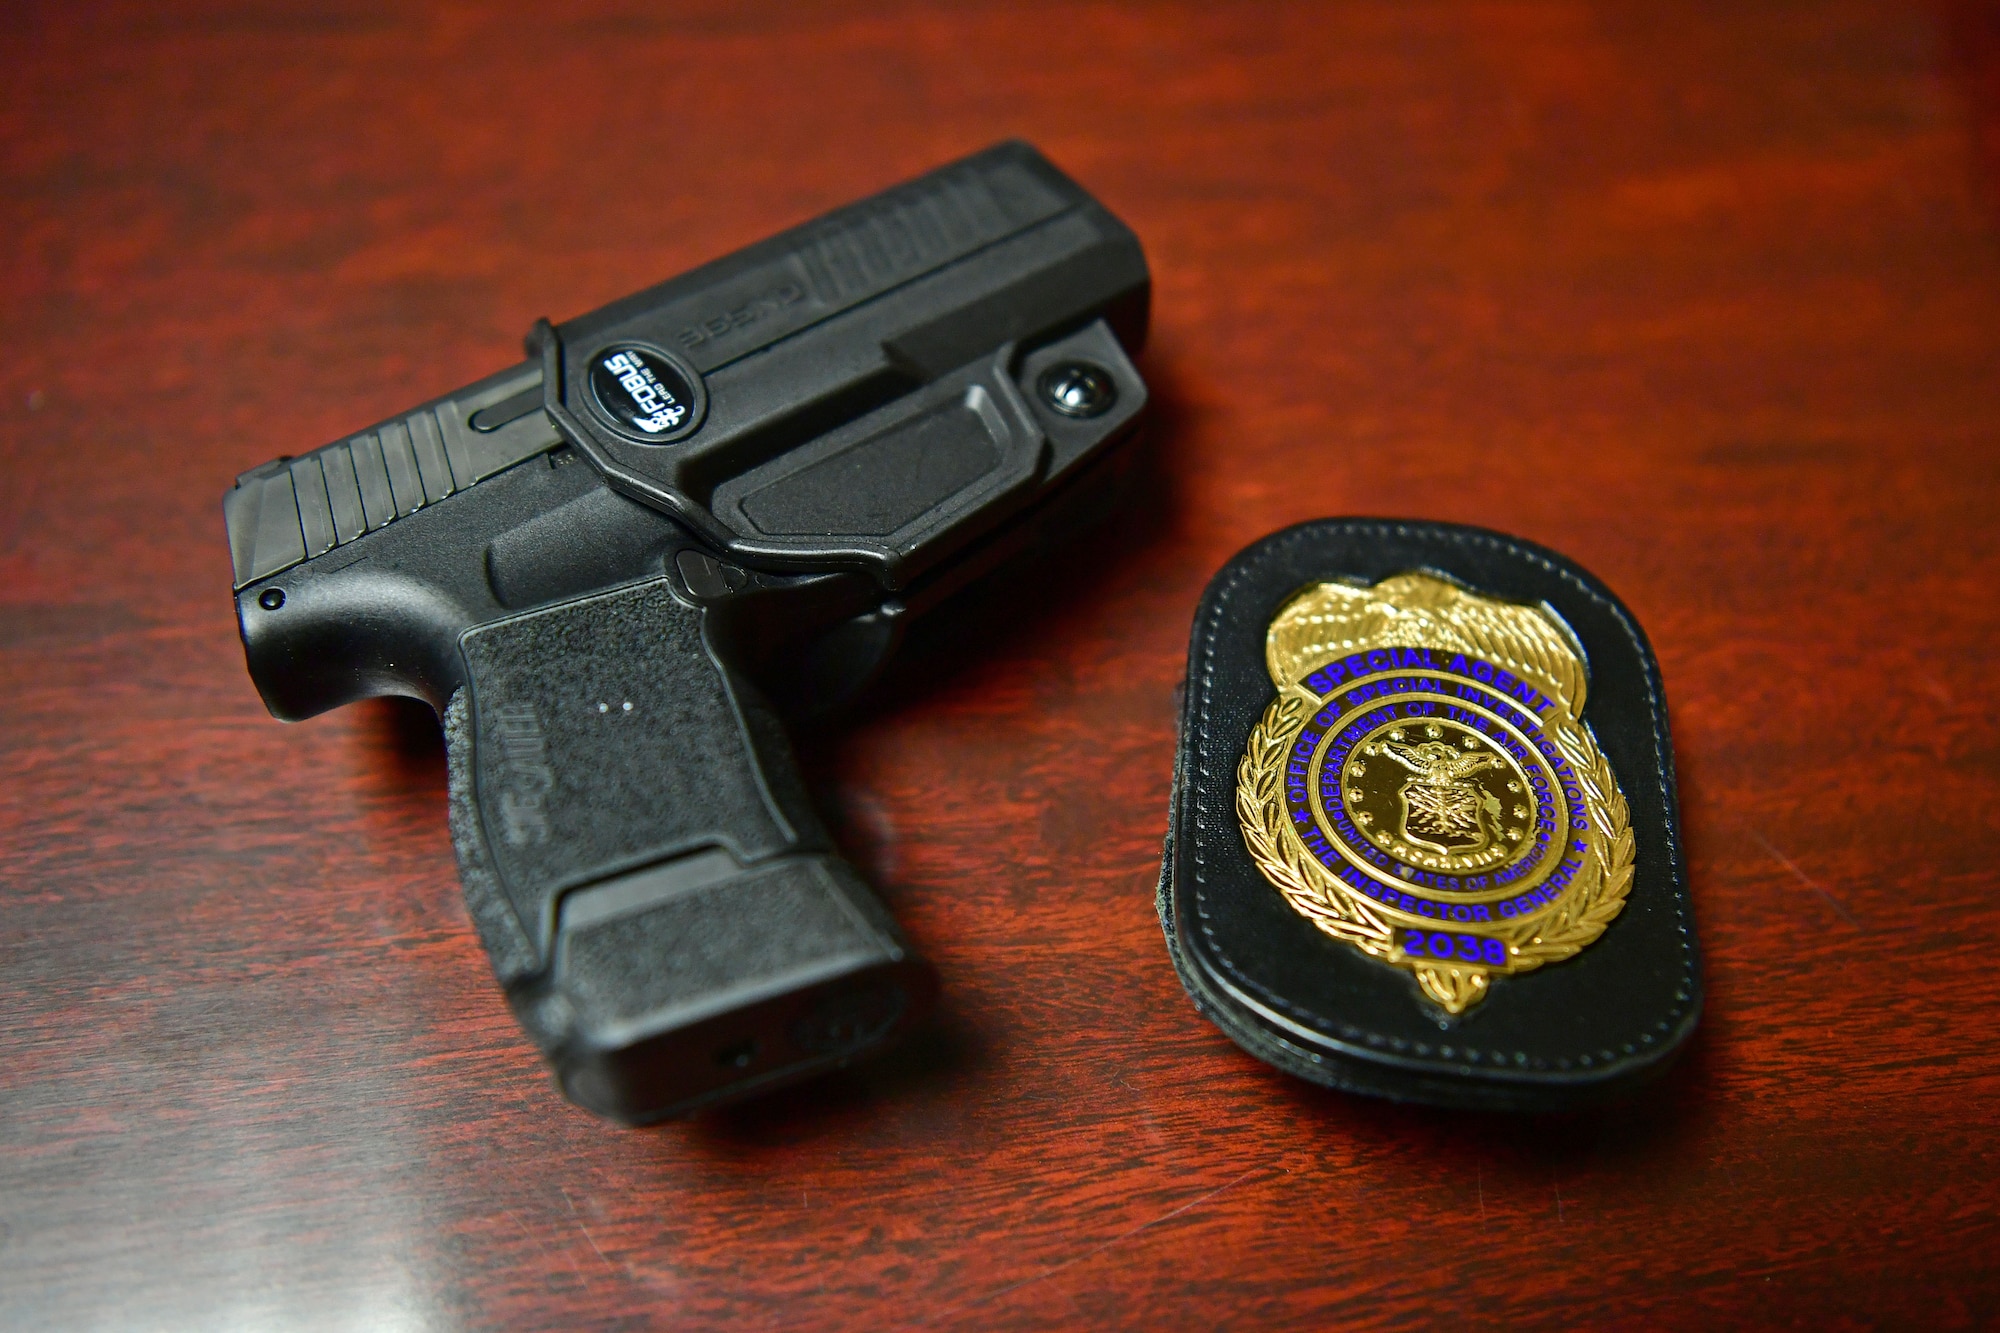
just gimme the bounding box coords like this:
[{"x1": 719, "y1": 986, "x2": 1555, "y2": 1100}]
[{"x1": 1159, "y1": 520, "x2": 1700, "y2": 1111}]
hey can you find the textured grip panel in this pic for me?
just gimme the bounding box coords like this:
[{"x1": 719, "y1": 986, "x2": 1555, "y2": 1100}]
[
  {"x1": 457, "y1": 576, "x2": 808, "y2": 945},
  {"x1": 448, "y1": 576, "x2": 929, "y2": 1121}
]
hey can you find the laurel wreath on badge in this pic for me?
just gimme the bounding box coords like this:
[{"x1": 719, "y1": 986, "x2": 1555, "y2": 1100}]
[{"x1": 1233, "y1": 574, "x2": 1635, "y2": 1014}]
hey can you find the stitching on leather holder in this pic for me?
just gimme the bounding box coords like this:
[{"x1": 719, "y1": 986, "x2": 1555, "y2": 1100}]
[{"x1": 1187, "y1": 521, "x2": 1695, "y2": 1072}]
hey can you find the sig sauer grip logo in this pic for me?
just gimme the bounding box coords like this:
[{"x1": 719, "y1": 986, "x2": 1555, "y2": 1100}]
[
  {"x1": 488, "y1": 703, "x2": 554, "y2": 847},
  {"x1": 1236, "y1": 573, "x2": 1634, "y2": 1014}
]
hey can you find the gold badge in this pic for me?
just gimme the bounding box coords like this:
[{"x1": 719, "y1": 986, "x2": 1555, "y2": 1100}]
[{"x1": 1236, "y1": 574, "x2": 1634, "y2": 1014}]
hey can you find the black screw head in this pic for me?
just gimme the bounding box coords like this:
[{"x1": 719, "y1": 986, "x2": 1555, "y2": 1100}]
[
  {"x1": 1037, "y1": 362, "x2": 1117, "y2": 419},
  {"x1": 258, "y1": 588, "x2": 285, "y2": 611}
]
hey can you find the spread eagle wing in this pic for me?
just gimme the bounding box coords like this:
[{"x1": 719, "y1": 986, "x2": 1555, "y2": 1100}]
[{"x1": 1265, "y1": 572, "x2": 1587, "y2": 714}]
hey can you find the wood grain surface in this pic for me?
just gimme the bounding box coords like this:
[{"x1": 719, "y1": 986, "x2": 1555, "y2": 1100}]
[{"x1": 4, "y1": 1, "x2": 1999, "y2": 1327}]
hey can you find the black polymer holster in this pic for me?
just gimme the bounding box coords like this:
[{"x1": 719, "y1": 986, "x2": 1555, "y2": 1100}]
[{"x1": 224, "y1": 142, "x2": 1150, "y2": 1122}]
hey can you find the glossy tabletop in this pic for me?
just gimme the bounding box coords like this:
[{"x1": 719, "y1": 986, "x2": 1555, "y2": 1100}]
[{"x1": 4, "y1": 1, "x2": 1999, "y2": 1327}]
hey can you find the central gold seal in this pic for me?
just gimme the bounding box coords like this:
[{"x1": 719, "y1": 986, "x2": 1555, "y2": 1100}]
[{"x1": 1235, "y1": 573, "x2": 1634, "y2": 1014}]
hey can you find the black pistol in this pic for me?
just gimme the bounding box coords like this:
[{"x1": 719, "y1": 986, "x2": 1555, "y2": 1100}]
[{"x1": 223, "y1": 142, "x2": 1150, "y2": 1122}]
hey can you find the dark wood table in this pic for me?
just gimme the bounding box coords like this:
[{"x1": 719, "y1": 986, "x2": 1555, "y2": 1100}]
[{"x1": 5, "y1": 2, "x2": 1999, "y2": 1327}]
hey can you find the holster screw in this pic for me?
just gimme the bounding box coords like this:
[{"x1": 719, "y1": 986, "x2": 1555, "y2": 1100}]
[{"x1": 1038, "y1": 362, "x2": 1116, "y2": 418}]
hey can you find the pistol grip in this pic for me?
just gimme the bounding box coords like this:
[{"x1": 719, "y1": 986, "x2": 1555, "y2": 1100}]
[{"x1": 443, "y1": 576, "x2": 931, "y2": 1122}]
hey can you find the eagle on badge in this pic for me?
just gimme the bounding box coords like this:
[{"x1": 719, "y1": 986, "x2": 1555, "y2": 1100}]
[{"x1": 1379, "y1": 736, "x2": 1505, "y2": 852}]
